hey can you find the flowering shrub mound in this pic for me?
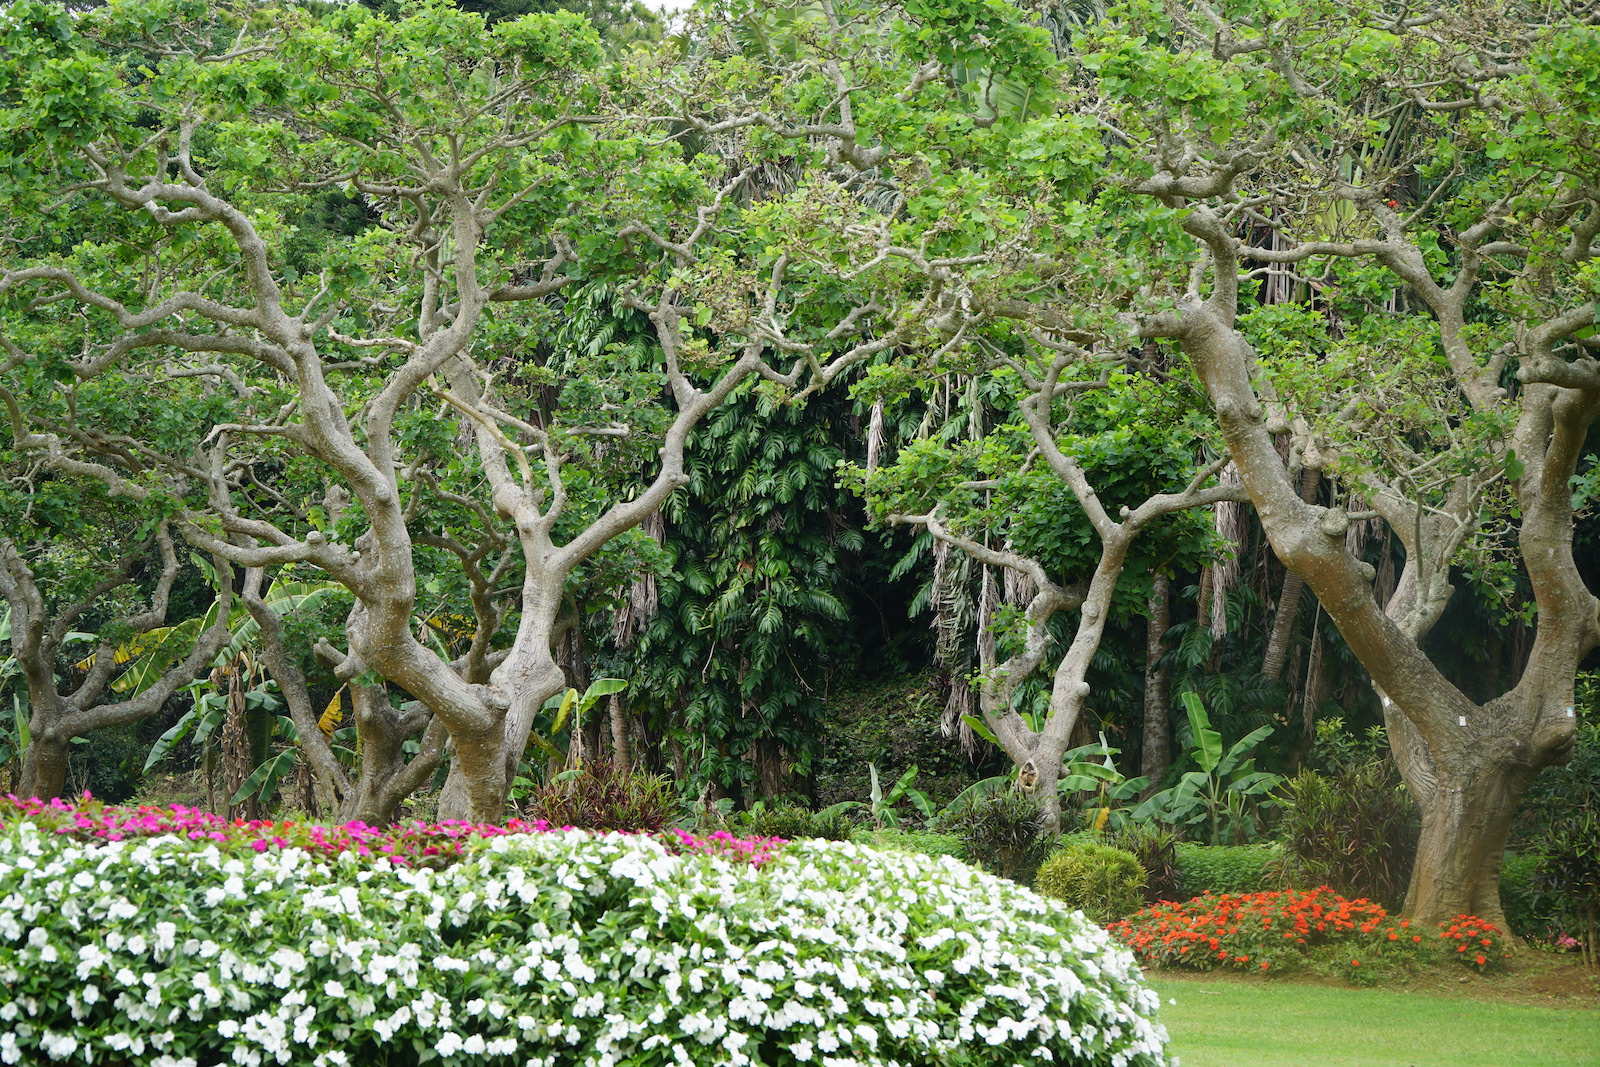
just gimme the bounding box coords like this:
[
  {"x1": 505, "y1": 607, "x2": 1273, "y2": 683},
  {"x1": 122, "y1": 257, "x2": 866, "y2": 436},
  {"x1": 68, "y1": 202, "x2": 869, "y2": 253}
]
[
  {"x1": 1107, "y1": 887, "x2": 1511, "y2": 982},
  {"x1": 0, "y1": 794, "x2": 783, "y2": 869},
  {"x1": 0, "y1": 816, "x2": 1169, "y2": 1067}
]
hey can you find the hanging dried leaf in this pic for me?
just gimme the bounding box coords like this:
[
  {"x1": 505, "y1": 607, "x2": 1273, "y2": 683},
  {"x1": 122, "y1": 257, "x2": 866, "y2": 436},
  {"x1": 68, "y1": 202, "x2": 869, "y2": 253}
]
[
  {"x1": 613, "y1": 511, "x2": 665, "y2": 648},
  {"x1": 865, "y1": 399, "x2": 886, "y2": 473},
  {"x1": 1209, "y1": 463, "x2": 1245, "y2": 640},
  {"x1": 319, "y1": 687, "x2": 345, "y2": 737}
]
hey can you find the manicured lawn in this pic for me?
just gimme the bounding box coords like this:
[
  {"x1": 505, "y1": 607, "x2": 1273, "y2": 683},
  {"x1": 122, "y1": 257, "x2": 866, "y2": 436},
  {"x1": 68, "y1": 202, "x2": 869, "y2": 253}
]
[{"x1": 1154, "y1": 978, "x2": 1600, "y2": 1067}]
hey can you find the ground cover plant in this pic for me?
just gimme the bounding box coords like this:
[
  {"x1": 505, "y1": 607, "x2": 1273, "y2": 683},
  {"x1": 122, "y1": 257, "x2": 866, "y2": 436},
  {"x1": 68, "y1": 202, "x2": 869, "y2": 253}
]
[
  {"x1": 1109, "y1": 888, "x2": 1511, "y2": 984},
  {"x1": 0, "y1": 802, "x2": 1169, "y2": 1067}
]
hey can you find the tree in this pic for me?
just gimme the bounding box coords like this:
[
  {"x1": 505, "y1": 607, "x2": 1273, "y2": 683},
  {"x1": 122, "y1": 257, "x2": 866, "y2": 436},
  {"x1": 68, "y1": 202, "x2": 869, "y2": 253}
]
[
  {"x1": 0, "y1": 0, "x2": 996, "y2": 820},
  {"x1": 0, "y1": 491, "x2": 233, "y2": 798},
  {"x1": 853, "y1": 369, "x2": 1237, "y2": 834},
  {"x1": 756, "y1": 0, "x2": 1597, "y2": 923},
  {"x1": 989, "y1": 0, "x2": 1597, "y2": 925}
]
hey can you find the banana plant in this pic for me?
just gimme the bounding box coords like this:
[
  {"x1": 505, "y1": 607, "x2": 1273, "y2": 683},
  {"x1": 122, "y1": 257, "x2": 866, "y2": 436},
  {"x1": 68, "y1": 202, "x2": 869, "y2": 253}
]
[
  {"x1": 76, "y1": 568, "x2": 341, "y2": 697},
  {"x1": 1133, "y1": 692, "x2": 1282, "y2": 845},
  {"x1": 509, "y1": 678, "x2": 628, "y2": 800},
  {"x1": 1058, "y1": 734, "x2": 1150, "y2": 834},
  {"x1": 122, "y1": 571, "x2": 339, "y2": 815},
  {"x1": 868, "y1": 763, "x2": 937, "y2": 829}
]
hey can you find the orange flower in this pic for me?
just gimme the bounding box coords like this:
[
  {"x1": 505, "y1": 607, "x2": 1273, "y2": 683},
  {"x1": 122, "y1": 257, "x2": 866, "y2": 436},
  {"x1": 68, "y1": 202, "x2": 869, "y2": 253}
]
[
  {"x1": 1475, "y1": 955, "x2": 1486, "y2": 966},
  {"x1": 1260, "y1": 961, "x2": 1270, "y2": 970}
]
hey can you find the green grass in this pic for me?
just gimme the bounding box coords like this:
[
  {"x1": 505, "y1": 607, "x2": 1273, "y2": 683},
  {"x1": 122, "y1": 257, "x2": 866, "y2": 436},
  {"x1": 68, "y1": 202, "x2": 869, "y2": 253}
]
[{"x1": 1154, "y1": 979, "x2": 1600, "y2": 1067}]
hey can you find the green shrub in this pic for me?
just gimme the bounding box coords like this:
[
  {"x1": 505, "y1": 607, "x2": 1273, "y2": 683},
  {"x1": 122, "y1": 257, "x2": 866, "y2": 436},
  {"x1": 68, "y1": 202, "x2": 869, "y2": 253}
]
[
  {"x1": 1035, "y1": 841, "x2": 1148, "y2": 924},
  {"x1": 728, "y1": 801, "x2": 854, "y2": 842},
  {"x1": 939, "y1": 788, "x2": 1053, "y2": 884},
  {"x1": 1275, "y1": 757, "x2": 1417, "y2": 907},
  {"x1": 1513, "y1": 718, "x2": 1600, "y2": 843},
  {"x1": 0, "y1": 819, "x2": 1171, "y2": 1066},
  {"x1": 519, "y1": 760, "x2": 677, "y2": 831},
  {"x1": 1174, "y1": 842, "x2": 1282, "y2": 895},
  {"x1": 1509, "y1": 718, "x2": 1600, "y2": 961},
  {"x1": 857, "y1": 828, "x2": 966, "y2": 861},
  {"x1": 1500, "y1": 851, "x2": 1545, "y2": 940},
  {"x1": 1108, "y1": 823, "x2": 1183, "y2": 902},
  {"x1": 1528, "y1": 810, "x2": 1600, "y2": 968}
]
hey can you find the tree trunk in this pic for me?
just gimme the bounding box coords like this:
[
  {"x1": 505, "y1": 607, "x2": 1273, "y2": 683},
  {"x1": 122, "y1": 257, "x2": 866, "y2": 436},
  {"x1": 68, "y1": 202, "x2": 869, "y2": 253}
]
[
  {"x1": 1031, "y1": 758, "x2": 1065, "y2": 838},
  {"x1": 1141, "y1": 573, "x2": 1172, "y2": 788},
  {"x1": 1403, "y1": 749, "x2": 1535, "y2": 930},
  {"x1": 436, "y1": 719, "x2": 513, "y2": 823},
  {"x1": 609, "y1": 695, "x2": 632, "y2": 775},
  {"x1": 1262, "y1": 466, "x2": 1320, "y2": 679},
  {"x1": 16, "y1": 731, "x2": 70, "y2": 801},
  {"x1": 337, "y1": 684, "x2": 446, "y2": 826},
  {"x1": 431, "y1": 599, "x2": 566, "y2": 823}
]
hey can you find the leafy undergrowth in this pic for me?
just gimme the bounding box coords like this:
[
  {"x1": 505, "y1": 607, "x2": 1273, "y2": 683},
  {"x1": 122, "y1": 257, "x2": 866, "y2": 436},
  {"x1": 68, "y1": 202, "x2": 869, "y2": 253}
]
[
  {"x1": 0, "y1": 794, "x2": 782, "y2": 868},
  {"x1": 1108, "y1": 887, "x2": 1512, "y2": 984}
]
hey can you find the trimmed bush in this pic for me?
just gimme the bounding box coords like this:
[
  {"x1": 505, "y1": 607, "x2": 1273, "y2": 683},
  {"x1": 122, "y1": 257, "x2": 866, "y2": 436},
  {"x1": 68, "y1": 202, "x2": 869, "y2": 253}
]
[
  {"x1": 1174, "y1": 842, "x2": 1281, "y2": 895},
  {"x1": 0, "y1": 813, "x2": 1169, "y2": 1067},
  {"x1": 1035, "y1": 841, "x2": 1148, "y2": 924}
]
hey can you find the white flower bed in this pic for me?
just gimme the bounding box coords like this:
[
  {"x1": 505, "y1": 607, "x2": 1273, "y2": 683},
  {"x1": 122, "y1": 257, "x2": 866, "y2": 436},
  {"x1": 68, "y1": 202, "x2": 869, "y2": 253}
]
[{"x1": 0, "y1": 822, "x2": 1169, "y2": 1066}]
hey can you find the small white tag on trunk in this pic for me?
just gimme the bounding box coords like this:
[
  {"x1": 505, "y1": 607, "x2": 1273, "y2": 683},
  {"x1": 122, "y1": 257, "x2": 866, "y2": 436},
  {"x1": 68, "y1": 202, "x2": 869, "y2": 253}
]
[
  {"x1": 1458, "y1": 716, "x2": 1467, "y2": 727},
  {"x1": 1569, "y1": 707, "x2": 1577, "y2": 718}
]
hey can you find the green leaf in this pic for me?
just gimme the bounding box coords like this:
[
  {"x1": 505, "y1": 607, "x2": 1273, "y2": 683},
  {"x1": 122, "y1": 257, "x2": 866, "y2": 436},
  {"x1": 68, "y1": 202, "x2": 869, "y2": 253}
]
[
  {"x1": 961, "y1": 713, "x2": 999, "y2": 745},
  {"x1": 1182, "y1": 691, "x2": 1222, "y2": 773},
  {"x1": 1504, "y1": 449, "x2": 1525, "y2": 482},
  {"x1": 228, "y1": 750, "x2": 296, "y2": 806}
]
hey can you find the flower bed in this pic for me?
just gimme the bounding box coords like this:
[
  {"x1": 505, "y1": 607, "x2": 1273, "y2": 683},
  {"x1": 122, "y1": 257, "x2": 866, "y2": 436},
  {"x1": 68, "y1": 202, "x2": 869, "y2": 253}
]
[
  {"x1": 0, "y1": 806, "x2": 1169, "y2": 1067},
  {"x1": 0, "y1": 794, "x2": 783, "y2": 869},
  {"x1": 1107, "y1": 887, "x2": 1511, "y2": 983}
]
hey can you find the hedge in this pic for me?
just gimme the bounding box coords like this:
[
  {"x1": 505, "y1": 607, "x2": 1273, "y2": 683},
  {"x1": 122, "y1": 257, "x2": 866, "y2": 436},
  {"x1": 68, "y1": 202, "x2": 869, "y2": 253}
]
[{"x1": 1173, "y1": 843, "x2": 1281, "y2": 896}]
